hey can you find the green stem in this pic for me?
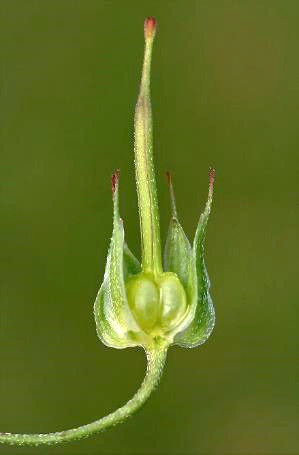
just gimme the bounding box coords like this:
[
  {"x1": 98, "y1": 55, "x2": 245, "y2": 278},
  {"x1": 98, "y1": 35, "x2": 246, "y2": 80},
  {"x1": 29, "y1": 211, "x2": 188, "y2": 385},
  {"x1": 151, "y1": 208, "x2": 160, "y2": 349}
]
[
  {"x1": 0, "y1": 343, "x2": 167, "y2": 446},
  {"x1": 134, "y1": 18, "x2": 162, "y2": 275}
]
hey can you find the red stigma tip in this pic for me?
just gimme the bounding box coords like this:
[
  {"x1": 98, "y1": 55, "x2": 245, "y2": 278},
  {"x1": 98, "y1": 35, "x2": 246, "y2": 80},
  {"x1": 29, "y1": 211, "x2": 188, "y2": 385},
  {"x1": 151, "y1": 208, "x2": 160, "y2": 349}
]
[
  {"x1": 111, "y1": 169, "x2": 120, "y2": 195},
  {"x1": 144, "y1": 16, "x2": 157, "y2": 39}
]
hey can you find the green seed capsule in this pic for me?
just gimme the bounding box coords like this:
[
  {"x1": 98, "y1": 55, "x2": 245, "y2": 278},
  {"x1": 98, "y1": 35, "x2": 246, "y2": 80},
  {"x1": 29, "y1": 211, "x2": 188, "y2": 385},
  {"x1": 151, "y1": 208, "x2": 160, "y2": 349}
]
[
  {"x1": 94, "y1": 17, "x2": 215, "y2": 351},
  {"x1": 126, "y1": 272, "x2": 187, "y2": 335},
  {"x1": 158, "y1": 273, "x2": 187, "y2": 331},
  {"x1": 126, "y1": 275, "x2": 159, "y2": 333}
]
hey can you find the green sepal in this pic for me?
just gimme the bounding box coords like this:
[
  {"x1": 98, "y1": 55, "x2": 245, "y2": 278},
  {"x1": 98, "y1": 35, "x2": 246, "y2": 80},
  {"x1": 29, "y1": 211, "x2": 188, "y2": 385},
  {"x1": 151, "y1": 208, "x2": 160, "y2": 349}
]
[
  {"x1": 164, "y1": 217, "x2": 193, "y2": 290},
  {"x1": 163, "y1": 173, "x2": 198, "y2": 341},
  {"x1": 123, "y1": 243, "x2": 141, "y2": 280},
  {"x1": 94, "y1": 174, "x2": 144, "y2": 349},
  {"x1": 164, "y1": 217, "x2": 198, "y2": 340},
  {"x1": 175, "y1": 171, "x2": 215, "y2": 348}
]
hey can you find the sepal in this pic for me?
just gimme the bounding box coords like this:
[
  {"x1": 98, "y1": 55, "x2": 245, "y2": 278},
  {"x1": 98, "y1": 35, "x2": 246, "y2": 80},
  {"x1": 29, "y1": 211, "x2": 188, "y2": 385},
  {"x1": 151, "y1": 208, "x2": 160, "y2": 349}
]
[
  {"x1": 94, "y1": 171, "x2": 145, "y2": 349},
  {"x1": 164, "y1": 173, "x2": 198, "y2": 340},
  {"x1": 123, "y1": 243, "x2": 141, "y2": 280},
  {"x1": 175, "y1": 169, "x2": 215, "y2": 347}
]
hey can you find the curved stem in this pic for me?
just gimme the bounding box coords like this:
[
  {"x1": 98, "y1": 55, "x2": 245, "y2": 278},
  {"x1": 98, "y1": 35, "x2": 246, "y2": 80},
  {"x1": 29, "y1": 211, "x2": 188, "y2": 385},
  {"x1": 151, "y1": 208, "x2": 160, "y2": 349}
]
[{"x1": 0, "y1": 342, "x2": 167, "y2": 446}]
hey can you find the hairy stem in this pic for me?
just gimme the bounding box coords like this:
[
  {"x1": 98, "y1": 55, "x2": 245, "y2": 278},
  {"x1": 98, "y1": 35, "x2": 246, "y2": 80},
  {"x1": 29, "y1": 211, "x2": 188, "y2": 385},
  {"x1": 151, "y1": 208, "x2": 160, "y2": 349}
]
[{"x1": 0, "y1": 342, "x2": 167, "y2": 446}]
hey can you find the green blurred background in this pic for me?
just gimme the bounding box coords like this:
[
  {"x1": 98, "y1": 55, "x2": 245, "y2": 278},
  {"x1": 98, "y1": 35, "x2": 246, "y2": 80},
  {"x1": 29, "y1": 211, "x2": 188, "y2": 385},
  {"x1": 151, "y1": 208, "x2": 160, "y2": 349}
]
[{"x1": 0, "y1": 1, "x2": 298, "y2": 454}]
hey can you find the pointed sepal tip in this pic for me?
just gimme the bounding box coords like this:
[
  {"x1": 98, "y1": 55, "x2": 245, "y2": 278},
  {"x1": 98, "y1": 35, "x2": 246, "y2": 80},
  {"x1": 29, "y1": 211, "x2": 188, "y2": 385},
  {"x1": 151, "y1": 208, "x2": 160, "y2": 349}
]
[
  {"x1": 112, "y1": 169, "x2": 120, "y2": 196},
  {"x1": 209, "y1": 167, "x2": 216, "y2": 194}
]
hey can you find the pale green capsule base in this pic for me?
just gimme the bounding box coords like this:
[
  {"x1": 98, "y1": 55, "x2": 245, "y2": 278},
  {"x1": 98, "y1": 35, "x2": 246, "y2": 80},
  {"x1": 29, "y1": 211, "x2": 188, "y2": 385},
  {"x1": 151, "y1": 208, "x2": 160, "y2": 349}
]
[{"x1": 126, "y1": 272, "x2": 187, "y2": 337}]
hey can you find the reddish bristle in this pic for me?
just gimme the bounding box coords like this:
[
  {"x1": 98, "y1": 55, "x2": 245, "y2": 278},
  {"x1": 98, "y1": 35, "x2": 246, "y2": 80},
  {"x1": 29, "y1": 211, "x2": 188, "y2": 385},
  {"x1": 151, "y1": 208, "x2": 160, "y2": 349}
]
[
  {"x1": 209, "y1": 167, "x2": 216, "y2": 190},
  {"x1": 111, "y1": 169, "x2": 120, "y2": 195},
  {"x1": 166, "y1": 170, "x2": 173, "y2": 186},
  {"x1": 144, "y1": 16, "x2": 157, "y2": 39}
]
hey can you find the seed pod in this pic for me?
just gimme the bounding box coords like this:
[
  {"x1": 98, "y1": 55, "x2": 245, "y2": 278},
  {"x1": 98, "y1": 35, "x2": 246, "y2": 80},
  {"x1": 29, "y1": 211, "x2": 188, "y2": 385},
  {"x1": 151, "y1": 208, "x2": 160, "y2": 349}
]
[{"x1": 94, "y1": 18, "x2": 215, "y2": 351}]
